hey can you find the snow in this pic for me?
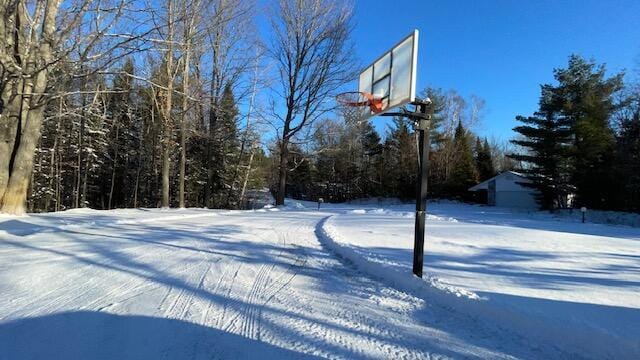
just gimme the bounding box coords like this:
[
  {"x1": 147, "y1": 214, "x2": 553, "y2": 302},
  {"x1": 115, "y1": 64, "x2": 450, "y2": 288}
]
[
  {"x1": 321, "y1": 202, "x2": 640, "y2": 359},
  {"x1": 1, "y1": 202, "x2": 638, "y2": 359}
]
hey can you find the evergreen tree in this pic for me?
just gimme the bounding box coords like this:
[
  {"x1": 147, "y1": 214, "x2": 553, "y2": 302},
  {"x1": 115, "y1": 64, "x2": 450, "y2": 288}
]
[
  {"x1": 286, "y1": 143, "x2": 314, "y2": 200},
  {"x1": 361, "y1": 121, "x2": 383, "y2": 197},
  {"x1": 422, "y1": 87, "x2": 447, "y2": 147},
  {"x1": 103, "y1": 59, "x2": 136, "y2": 209},
  {"x1": 421, "y1": 86, "x2": 467, "y2": 196},
  {"x1": 545, "y1": 55, "x2": 623, "y2": 208},
  {"x1": 614, "y1": 98, "x2": 640, "y2": 211},
  {"x1": 510, "y1": 111, "x2": 574, "y2": 209},
  {"x1": 447, "y1": 121, "x2": 478, "y2": 198},
  {"x1": 209, "y1": 84, "x2": 240, "y2": 207},
  {"x1": 384, "y1": 117, "x2": 417, "y2": 199},
  {"x1": 475, "y1": 137, "x2": 495, "y2": 181}
]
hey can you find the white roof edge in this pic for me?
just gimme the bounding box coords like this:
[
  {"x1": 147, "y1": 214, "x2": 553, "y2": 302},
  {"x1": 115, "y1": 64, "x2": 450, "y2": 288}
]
[{"x1": 468, "y1": 171, "x2": 528, "y2": 191}]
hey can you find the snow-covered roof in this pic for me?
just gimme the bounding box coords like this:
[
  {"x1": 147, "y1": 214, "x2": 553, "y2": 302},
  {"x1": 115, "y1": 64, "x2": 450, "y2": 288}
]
[{"x1": 468, "y1": 171, "x2": 529, "y2": 191}]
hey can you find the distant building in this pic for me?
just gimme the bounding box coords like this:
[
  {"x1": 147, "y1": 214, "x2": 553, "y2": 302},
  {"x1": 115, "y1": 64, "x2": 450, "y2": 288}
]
[{"x1": 468, "y1": 171, "x2": 539, "y2": 209}]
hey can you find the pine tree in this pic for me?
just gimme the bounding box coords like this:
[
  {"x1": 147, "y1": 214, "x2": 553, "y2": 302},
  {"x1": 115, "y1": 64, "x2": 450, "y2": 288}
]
[
  {"x1": 422, "y1": 87, "x2": 447, "y2": 147},
  {"x1": 209, "y1": 84, "x2": 240, "y2": 207},
  {"x1": 285, "y1": 143, "x2": 314, "y2": 200},
  {"x1": 421, "y1": 87, "x2": 461, "y2": 195},
  {"x1": 545, "y1": 55, "x2": 623, "y2": 208},
  {"x1": 447, "y1": 121, "x2": 478, "y2": 198},
  {"x1": 103, "y1": 59, "x2": 136, "y2": 209},
  {"x1": 361, "y1": 121, "x2": 383, "y2": 197},
  {"x1": 510, "y1": 111, "x2": 574, "y2": 209},
  {"x1": 384, "y1": 117, "x2": 417, "y2": 199},
  {"x1": 614, "y1": 99, "x2": 640, "y2": 211},
  {"x1": 475, "y1": 137, "x2": 495, "y2": 181}
]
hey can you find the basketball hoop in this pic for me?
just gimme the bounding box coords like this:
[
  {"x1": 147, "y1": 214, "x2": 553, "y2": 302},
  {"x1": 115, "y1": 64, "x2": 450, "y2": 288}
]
[{"x1": 336, "y1": 91, "x2": 384, "y2": 114}]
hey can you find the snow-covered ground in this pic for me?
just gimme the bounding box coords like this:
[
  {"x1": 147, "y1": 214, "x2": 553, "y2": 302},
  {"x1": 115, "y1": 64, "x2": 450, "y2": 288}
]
[
  {"x1": 0, "y1": 202, "x2": 638, "y2": 359},
  {"x1": 321, "y1": 202, "x2": 640, "y2": 359}
]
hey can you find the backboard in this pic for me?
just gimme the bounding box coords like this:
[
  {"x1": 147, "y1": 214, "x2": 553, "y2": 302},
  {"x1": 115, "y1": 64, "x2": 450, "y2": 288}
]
[{"x1": 357, "y1": 30, "x2": 419, "y2": 119}]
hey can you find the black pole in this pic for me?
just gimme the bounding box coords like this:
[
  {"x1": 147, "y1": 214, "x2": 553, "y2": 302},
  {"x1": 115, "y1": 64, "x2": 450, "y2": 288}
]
[
  {"x1": 379, "y1": 100, "x2": 432, "y2": 278},
  {"x1": 413, "y1": 103, "x2": 430, "y2": 278}
]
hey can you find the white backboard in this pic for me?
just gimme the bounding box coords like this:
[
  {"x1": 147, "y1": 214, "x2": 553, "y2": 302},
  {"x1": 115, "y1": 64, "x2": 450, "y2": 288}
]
[{"x1": 358, "y1": 30, "x2": 419, "y2": 118}]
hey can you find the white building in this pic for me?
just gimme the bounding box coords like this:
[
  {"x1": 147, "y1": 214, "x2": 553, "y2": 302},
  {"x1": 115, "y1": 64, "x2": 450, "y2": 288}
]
[{"x1": 468, "y1": 171, "x2": 539, "y2": 209}]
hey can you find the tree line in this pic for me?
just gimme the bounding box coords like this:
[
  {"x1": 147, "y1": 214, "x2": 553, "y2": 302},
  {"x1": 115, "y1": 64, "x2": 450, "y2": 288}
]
[
  {"x1": 0, "y1": 0, "x2": 352, "y2": 214},
  {"x1": 1, "y1": 0, "x2": 638, "y2": 215},
  {"x1": 275, "y1": 87, "x2": 515, "y2": 203},
  {"x1": 275, "y1": 55, "x2": 640, "y2": 214}
]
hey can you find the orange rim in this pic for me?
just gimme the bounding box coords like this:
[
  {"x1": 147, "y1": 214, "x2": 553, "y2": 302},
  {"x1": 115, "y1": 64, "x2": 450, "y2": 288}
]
[{"x1": 336, "y1": 91, "x2": 384, "y2": 113}]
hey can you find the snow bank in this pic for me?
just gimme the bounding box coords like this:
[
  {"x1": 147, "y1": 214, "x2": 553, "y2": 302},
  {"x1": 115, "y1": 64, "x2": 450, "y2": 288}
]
[
  {"x1": 551, "y1": 208, "x2": 640, "y2": 228},
  {"x1": 319, "y1": 216, "x2": 479, "y2": 301},
  {"x1": 317, "y1": 215, "x2": 640, "y2": 360},
  {"x1": 347, "y1": 208, "x2": 458, "y2": 222},
  {"x1": 347, "y1": 197, "x2": 407, "y2": 206},
  {"x1": 115, "y1": 212, "x2": 220, "y2": 225}
]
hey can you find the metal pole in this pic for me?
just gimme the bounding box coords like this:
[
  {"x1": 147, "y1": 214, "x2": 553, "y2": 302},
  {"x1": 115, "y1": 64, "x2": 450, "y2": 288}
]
[
  {"x1": 413, "y1": 103, "x2": 430, "y2": 278},
  {"x1": 379, "y1": 100, "x2": 432, "y2": 278}
]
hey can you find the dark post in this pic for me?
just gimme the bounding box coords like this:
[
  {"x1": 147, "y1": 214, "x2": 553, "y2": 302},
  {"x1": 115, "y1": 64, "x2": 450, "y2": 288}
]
[
  {"x1": 413, "y1": 102, "x2": 430, "y2": 278},
  {"x1": 379, "y1": 100, "x2": 432, "y2": 278}
]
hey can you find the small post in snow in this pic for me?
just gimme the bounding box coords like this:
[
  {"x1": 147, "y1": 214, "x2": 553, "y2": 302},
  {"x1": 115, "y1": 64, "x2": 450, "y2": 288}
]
[
  {"x1": 581, "y1": 207, "x2": 587, "y2": 223},
  {"x1": 317, "y1": 198, "x2": 324, "y2": 210}
]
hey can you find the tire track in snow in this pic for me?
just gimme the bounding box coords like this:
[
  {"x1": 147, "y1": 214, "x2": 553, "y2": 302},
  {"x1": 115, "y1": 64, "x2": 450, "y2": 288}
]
[
  {"x1": 220, "y1": 217, "x2": 310, "y2": 340},
  {"x1": 161, "y1": 262, "x2": 205, "y2": 319},
  {"x1": 91, "y1": 257, "x2": 211, "y2": 313},
  {"x1": 212, "y1": 263, "x2": 243, "y2": 329},
  {"x1": 2, "y1": 222, "x2": 218, "y2": 320}
]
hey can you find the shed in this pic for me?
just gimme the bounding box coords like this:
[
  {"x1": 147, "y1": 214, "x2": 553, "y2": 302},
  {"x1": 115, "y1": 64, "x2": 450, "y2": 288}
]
[{"x1": 468, "y1": 171, "x2": 539, "y2": 209}]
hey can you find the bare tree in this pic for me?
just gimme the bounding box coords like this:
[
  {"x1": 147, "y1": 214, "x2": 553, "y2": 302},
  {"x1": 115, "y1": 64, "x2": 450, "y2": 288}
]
[
  {"x1": 202, "y1": 0, "x2": 255, "y2": 207},
  {"x1": 0, "y1": 0, "x2": 103, "y2": 214},
  {"x1": 177, "y1": 0, "x2": 203, "y2": 208},
  {"x1": 0, "y1": 0, "x2": 150, "y2": 214},
  {"x1": 269, "y1": 0, "x2": 355, "y2": 205}
]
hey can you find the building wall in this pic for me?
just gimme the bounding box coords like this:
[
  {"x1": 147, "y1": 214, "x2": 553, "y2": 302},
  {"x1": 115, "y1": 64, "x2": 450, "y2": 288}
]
[
  {"x1": 495, "y1": 191, "x2": 538, "y2": 208},
  {"x1": 469, "y1": 172, "x2": 539, "y2": 208},
  {"x1": 495, "y1": 173, "x2": 531, "y2": 191}
]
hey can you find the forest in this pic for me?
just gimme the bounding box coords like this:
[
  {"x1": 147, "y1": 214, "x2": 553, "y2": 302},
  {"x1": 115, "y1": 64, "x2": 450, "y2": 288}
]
[{"x1": 1, "y1": 0, "x2": 638, "y2": 214}]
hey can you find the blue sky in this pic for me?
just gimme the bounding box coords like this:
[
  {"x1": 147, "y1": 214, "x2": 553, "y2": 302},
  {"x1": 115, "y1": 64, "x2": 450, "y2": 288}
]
[{"x1": 350, "y1": 0, "x2": 640, "y2": 140}]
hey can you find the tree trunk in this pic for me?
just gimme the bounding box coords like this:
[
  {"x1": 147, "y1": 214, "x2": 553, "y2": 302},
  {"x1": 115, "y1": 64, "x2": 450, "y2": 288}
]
[
  {"x1": 108, "y1": 122, "x2": 120, "y2": 209},
  {"x1": 178, "y1": 116, "x2": 187, "y2": 208},
  {"x1": 239, "y1": 144, "x2": 255, "y2": 208},
  {"x1": 276, "y1": 137, "x2": 289, "y2": 206},
  {"x1": 133, "y1": 118, "x2": 144, "y2": 208},
  {"x1": 178, "y1": 44, "x2": 190, "y2": 208},
  {"x1": 0, "y1": 96, "x2": 20, "y2": 201},
  {"x1": 160, "y1": 0, "x2": 175, "y2": 208},
  {"x1": 225, "y1": 63, "x2": 258, "y2": 208},
  {"x1": 44, "y1": 99, "x2": 62, "y2": 211},
  {"x1": 1, "y1": 107, "x2": 45, "y2": 214},
  {"x1": 81, "y1": 135, "x2": 90, "y2": 207},
  {"x1": 162, "y1": 142, "x2": 170, "y2": 208},
  {"x1": 74, "y1": 92, "x2": 87, "y2": 208},
  {"x1": 205, "y1": 105, "x2": 218, "y2": 208},
  {"x1": 0, "y1": 0, "x2": 62, "y2": 214},
  {"x1": 55, "y1": 148, "x2": 61, "y2": 211}
]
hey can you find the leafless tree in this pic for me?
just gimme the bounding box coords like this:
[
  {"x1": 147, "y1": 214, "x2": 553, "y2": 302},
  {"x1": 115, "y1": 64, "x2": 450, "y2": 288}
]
[
  {"x1": 268, "y1": 0, "x2": 355, "y2": 205},
  {"x1": 202, "y1": 0, "x2": 255, "y2": 207},
  {"x1": 176, "y1": 0, "x2": 202, "y2": 208},
  {"x1": 0, "y1": 0, "x2": 141, "y2": 214}
]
